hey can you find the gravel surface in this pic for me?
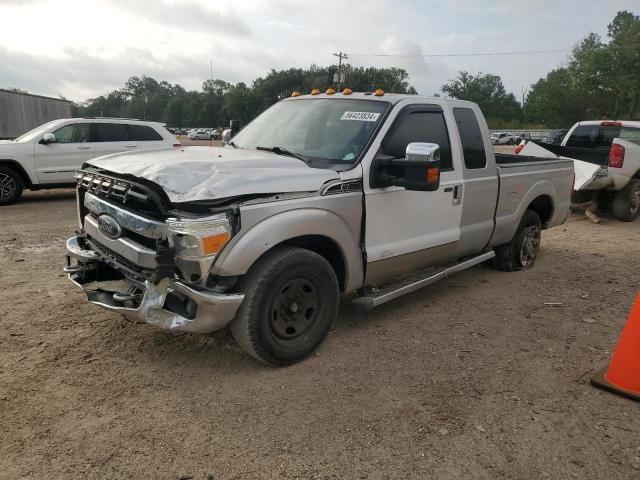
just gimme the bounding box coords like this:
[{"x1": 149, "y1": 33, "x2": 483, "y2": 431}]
[{"x1": 1, "y1": 189, "x2": 639, "y2": 479}]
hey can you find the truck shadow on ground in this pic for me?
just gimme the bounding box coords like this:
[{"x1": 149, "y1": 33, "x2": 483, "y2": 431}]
[{"x1": 20, "y1": 189, "x2": 76, "y2": 204}]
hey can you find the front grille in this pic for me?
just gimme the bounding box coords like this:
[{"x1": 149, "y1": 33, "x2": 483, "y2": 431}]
[
  {"x1": 75, "y1": 169, "x2": 169, "y2": 219},
  {"x1": 86, "y1": 235, "x2": 147, "y2": 282}
]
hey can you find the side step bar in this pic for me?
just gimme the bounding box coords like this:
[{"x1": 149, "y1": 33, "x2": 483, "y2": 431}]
[{"x1": 353, "y1": 251, "x2": 495, "y2": 310}]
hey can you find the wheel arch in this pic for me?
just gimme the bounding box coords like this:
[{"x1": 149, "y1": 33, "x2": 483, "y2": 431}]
[
  {"x1": 211, "y1": 208, "x2": 364, "y2": 293},
  {"x1": 0, "y1": 159, "x2": 33, "y2": 187}
]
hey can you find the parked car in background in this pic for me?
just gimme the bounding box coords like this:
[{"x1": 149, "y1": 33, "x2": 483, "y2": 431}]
[
  {"x1": 0, "y1": 118, "x2": 180, "y2": 205},
  {"x1": 64, "y1": 93, "x2": 573, "y2": 364},
  {"x1": 188, "y1": 129, "x2": 211, "y2": 140},
  {"x1": 491, "y1": 132, "x2": 517, "y2": 145}
]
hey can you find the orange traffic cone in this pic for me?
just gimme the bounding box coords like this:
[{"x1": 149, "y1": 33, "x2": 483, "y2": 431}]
[{"x1": 591, "y1": 293, "x2": 640, "y2": 402}]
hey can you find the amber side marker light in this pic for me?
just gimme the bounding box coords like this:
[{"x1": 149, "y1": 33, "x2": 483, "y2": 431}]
[
  {"x1": 374, "y1": 89, "x2": 385, "y2": 96},
  {"x1": 326, "y1": 87, "x2": 336, "y2": 95},
  {"x1": 291, "y1": 91, "x2": 301, "y2": 97},
  {"x1": 311, "y1": 88, "x2": 321, "y2": 95},
  {"x1": 202, "y1": 232, "x2": 231, "y2": 256},
  {"x1": 342, "y1": 88, "x2": 353, "y2": 95}
]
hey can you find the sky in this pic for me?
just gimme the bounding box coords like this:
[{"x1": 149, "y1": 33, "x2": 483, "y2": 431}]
[{"x1": 0, "y1": 0, "x2": 637, "y2": 102}]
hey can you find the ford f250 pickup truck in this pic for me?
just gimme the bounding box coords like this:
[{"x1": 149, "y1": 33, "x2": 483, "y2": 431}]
[{"x1": 64, "y1": 91, "x2": 573, "y2": 365}]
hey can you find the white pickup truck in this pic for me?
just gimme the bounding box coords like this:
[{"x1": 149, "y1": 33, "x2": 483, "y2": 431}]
[
  {"x1": 524, "y1": 120, "x2": 640, "y2": 221},
  {"x1": 64, "y1": 92, "x2": 573, "y2": 365}
]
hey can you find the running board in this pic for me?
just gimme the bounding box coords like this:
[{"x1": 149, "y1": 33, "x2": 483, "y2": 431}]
[{"x1": 353, "y1": 251, "x2": 495, "y2": 310}]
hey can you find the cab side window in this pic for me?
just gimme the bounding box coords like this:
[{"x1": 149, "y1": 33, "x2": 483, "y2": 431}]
[
  {"x1": 53, "y1": 124, "x2": 90, "y2": 143},
  {"x1": 453, "y1": 108, "x2": 487, "y2": 169},
  {"x1": 381, "y1": 106, "x2": 453, "y2": 170}
]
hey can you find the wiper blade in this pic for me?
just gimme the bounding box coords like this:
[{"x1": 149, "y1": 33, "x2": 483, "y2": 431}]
[{"x1": 256, "y1": 146, "x2": 311, "y2": 164}]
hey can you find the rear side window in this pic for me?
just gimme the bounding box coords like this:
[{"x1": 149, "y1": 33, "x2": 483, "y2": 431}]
[
  {"x1": 620, "y1": 127, "x2": 640, "y2": 145},
  {"x1": 127, "y1": 124, "x2": 163, "y2": 141},
  {"x1": 566, "y1": 125, "x2": 621, "y2": 148},
  {"x1": 453, "y1": 108, "x2": 486, "y2": 169},
  {"x1": 382, "y1": 107, "x2": 452, "y2": 170},
  {"x1": 92, "y1": 123, "x2": 129, "y2": 142}
]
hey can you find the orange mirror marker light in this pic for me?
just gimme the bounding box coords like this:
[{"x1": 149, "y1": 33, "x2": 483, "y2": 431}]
[
  {"x1": 291, "y1": 91, "x2": 301, "y2": 97},
  {"x1": 311, "y1": 88, "x2": 321, "y2": 95},
  {"x1": 326, "y1": 87, "x2": 336, "y2": 95},
  {"x1": 427, "y1": 167, "x2": 440, "y2": 185},
  {"x1": 342, "y1": 87, "x2": 353, "y2": 95}
]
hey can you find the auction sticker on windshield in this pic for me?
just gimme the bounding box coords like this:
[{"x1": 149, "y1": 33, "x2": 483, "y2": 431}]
[{"x1": 340, "y1": 111, "x2": 380, "y2": 122}]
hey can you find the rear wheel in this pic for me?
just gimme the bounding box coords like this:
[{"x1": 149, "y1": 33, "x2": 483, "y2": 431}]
[
  {"x1": 230, "y1": 246, "x2": 340, "y2": 366},
  {"x1": 0, "y1": 166, "x2": 23, "y2": 205},
  {"x1": 612, "y1": 179, "x2": 640, "y2": 222},
  {"x1": 492, "y1": 209, "x2": 542, "y2": 272}
]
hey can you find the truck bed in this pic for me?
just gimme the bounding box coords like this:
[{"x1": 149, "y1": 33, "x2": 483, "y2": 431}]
[
  {"x1": 495, "y1": 152, "x2": 571, "y2": 165},
  {"x1": 528, "y1": 141, "x2": 609, "y2": 166}
]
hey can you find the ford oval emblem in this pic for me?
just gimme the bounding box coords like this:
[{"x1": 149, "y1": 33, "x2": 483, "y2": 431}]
[{"x1": 97, "y1": 214, "x2": 122, "y2": 240}]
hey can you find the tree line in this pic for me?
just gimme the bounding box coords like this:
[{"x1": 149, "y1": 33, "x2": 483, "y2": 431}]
[
  {"x1": 73, "y1": 65, "x2": 416, "y2": 128},
  {"x1": 69, "y1": 10, "x2": 638, "y2": 129}
]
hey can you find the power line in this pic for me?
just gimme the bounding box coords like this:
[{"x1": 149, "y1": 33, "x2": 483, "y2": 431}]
[{"x1": 348, "y1": 48, "x2": 571, "y2": 58}]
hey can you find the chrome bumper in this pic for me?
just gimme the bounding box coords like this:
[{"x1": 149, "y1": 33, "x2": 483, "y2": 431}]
[{"x1": 65, "y1": 236, "x2": 244, "y2": 333}]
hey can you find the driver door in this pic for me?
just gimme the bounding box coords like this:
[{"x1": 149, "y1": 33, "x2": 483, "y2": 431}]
[
  {"x1": 34, "y1": 123, "x2": 93, "y2": 184},
  {"x1": 363, "y1": 102, "x2": 464, "y2": 286}
]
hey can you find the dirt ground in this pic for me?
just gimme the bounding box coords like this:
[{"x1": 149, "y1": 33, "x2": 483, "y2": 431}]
[{"x1": 1, "y1": 189, "x2": 640, "y2": 480}]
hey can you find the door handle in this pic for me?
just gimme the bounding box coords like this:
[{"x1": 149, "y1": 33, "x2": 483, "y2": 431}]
[
  {"x1": 452, "y1": 184, "x2": 463, "y2": 205},
  {"x1": 124, "y1": 144, "x2": 137, "y2": 148},
  {"x1": 77, "y1": 145, "x2": 91, "y2": 150}
]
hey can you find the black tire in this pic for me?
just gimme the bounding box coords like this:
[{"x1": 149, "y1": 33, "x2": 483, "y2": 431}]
[
  {"x1": 492, "y1": 209, "x2": 542, "y2": 272},
  {"x1": 612, "y1": 178, "x2": 640, "y2": 222},
  {"x1": 0, "y1": 166, "x2": 23, "y2": 205},
  {"x1": 230, "y1": 246, "x2": 340, "y2": 366}
]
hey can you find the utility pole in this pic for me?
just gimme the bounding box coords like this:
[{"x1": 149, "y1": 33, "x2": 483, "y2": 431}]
[
  {"x1": 333, "y1": 51, "x2": 348, "y2": 89},
  {"x1": 210, "y1": 60, "x2": 213, "y2": 82}
]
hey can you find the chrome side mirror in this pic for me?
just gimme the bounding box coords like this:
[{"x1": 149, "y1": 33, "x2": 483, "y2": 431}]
[
  {"x1": 40, "y1": 133, "x2": 56, "y2": 145},
  {"x1": 405, "y1": 142, "x2": 440, "y2": 164}
]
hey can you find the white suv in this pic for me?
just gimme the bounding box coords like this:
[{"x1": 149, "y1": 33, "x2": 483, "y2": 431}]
[{"x1": 0, "y1": 118, "x2": 180, "y2": 205}]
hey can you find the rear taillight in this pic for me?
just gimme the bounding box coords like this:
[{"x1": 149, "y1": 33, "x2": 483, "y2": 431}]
[
  {"x1": 172, "y1": 143, "x2": 182, "y2": 147},
  {"x1": 514, "y1": 144, "x2": 524, "y2": 155},
  {"x1": 601, "y1": 121, "x2": 622, "y2": 127},
  {"x1": 608, "y1": 143, "x2": 625, "y2": 168}
]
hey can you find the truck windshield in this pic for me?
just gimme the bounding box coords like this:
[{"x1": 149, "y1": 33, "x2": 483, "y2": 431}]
[{"x1": 231, "y1": 99, "x2": 389, "y2": 170}]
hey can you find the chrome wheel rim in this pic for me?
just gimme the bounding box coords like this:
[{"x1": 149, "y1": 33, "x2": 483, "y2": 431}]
[
  {"x1": 520, "y1": 225, "x2": 541, "y2": 267},
  {"x1": 0, "y1": 173, "x2": 17, "y2": 200}
]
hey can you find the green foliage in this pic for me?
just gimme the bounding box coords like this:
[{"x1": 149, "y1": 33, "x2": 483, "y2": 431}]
[
  {"x1": 74, "y1": 65, "x2": 417, "y2": 127},
  {"x1": 524, "y1": 10, "x2": 640, "y2": 127},
  {"x1": 441, "y1": 71, "x2": 522, "y2": 123}
]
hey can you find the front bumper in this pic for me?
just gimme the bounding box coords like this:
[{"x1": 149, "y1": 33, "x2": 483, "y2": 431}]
[{"x1": 65, "y1": 236, "x2": 244, "y2": 333}]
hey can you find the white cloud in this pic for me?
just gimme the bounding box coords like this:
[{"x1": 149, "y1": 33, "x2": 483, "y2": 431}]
[{"x1": 0, "y1": 0, "x2": 636, "y2": 100}]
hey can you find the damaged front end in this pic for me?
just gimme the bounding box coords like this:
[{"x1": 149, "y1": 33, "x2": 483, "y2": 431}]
[{"x1": 64, "y1": 169, "x2": 244, "y2": 333}]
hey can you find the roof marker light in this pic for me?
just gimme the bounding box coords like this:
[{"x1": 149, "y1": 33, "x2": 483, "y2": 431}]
[
  {"x1": 374, "y1": 89, "x2": 385, "y2": 96},
  {"x1": 343, "y1": 88, "x2": 353, "y2": 95},
  {"x1": 291, "y1": 91, "x2": 301, "y2": 97},
  {"x1": 326, "y1": 87, "x2": 336, "y2": 95},
  {"x1": 311, "y1": 88, "x2": 321, "y2": 95}
]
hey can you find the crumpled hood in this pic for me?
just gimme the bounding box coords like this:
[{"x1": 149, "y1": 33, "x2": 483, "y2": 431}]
[{"x1": 87, "y1": 146, "x2": 340, "y2": 203}]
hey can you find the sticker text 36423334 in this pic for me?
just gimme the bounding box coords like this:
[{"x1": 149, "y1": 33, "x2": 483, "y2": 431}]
[{"x1": 340, "y1": 111, "x2": 380, "y2": 122}]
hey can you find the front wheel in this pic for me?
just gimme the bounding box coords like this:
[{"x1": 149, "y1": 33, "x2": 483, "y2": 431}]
[
  {"x1": 492, "y1": 209, "x2": 542, "y2": 272},
  {"x1": 0, "y1": 166, "x2": 24, "y2": 206},
  {"x1": 612, "y1": 179, "x2": 640, "y2": 222},
  {"x1": 230, "y1": 246, "x2": 340, "y2": 366}
]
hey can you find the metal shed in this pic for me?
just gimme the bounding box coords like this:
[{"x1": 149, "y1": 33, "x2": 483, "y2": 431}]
[{"x1": 0, "y1": 89, "x2": 72, "y2": 139}]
